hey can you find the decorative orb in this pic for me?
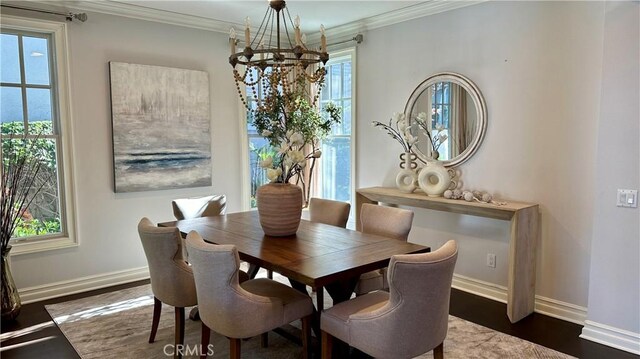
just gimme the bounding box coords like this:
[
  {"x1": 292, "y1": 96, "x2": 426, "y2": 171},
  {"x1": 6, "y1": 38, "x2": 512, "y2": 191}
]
[
  {"x1": 444, "y1": 190, "x2": 453, "y2": 199},
  {"x1": 452, "y1": 189, "x2": 462, "y2": 199},
  {"x1": 482, "y1": 193, "x2": 493, "y2": 202},
  {"x1": 463, "y1": 191, "x2": 474, "y2": 202}
]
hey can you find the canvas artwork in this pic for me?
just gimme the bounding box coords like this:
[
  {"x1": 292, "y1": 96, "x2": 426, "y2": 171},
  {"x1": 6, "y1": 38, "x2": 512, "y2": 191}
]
[{"x1": 109, "y1": 62, "x2": 212, "y2": 192}]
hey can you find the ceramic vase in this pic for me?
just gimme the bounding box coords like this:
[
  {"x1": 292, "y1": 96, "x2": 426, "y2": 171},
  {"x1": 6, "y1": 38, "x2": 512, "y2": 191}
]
[
  {"x1": 418, "y1": 160, "x2": 451, "y2": 197},
  {"x1": 396, "y1": 152, "x2": 418, "y2": 193},
  {"x1": 1, "y1": 245, "x2": 21, "y2": 322},
  {"x1": 256, "y1": 183, "x2": 303, "y2": 236}
]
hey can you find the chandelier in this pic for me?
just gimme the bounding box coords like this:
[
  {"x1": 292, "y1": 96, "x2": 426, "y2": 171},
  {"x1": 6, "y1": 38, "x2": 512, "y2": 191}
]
[{"x1": 228, "y1": 0, "x2": 329, "y2": 112}]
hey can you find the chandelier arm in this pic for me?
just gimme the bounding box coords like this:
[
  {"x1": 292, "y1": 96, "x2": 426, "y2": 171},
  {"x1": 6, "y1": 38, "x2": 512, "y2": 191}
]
[
  {"x1": 268, "y1": 8, "x2": 275, "y2": 50},
  {"x1": 253, "y1": 6, "x2": 271, "y2": 48},
  {"x1": 282, "y1": 7, "x2": 295, "y2": 49}
]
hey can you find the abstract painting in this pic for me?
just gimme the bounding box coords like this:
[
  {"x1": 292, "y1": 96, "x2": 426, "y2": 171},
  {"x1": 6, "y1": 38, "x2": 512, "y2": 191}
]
[{"x1": 109, "y1": 62, "x2": 212, "y2": 192}]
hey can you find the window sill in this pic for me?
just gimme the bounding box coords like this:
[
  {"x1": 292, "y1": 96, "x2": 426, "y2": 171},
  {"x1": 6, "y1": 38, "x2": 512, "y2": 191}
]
[{"x1": 9, "y1": 236, "x2": 78, "y2": 256}]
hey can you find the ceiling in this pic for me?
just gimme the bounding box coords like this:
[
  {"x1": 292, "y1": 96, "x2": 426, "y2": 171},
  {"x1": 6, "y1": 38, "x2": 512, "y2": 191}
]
[
  {"x1": 17, "y1": 0, "x2": 482, "y2": 40},
  {"x1": 114, "y1": 1, "x2": 424, "y2": 33}
]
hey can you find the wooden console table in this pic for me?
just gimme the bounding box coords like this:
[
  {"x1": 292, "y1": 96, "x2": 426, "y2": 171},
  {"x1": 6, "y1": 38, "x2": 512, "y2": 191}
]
[{"x1": 356, "y1": 187, "x2": 539, "y2": 323}]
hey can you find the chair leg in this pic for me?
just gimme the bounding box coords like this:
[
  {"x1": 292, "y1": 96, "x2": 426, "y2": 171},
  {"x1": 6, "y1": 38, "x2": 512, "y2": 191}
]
[
  {"x1": 260, "y1": 332, "x2": 268, "y2": 348},
  {"x1": 434, "y1": 342, "x2": 444, "y2": 359},
  {"x1": 201, "y1": 323, "x2": 211, "y2": 359},
  {"x1": 175, "y1": 307, "x2": 185, "y2": 359},
  {"x1": 301, "y1": 315, "x2": 311, "y2": 359},
  {"x1": 229, "y1": 338, "x2": 241, "y2": 359},
  {"x1": 149, "y1": 297, "x2": 162, "y2": 343},
  {"x1": 321, "y1": 330, "x2": 332, "y2": 359},
  {"x1": 189, "y1": 306, "x2": 200, "y2": 321}
]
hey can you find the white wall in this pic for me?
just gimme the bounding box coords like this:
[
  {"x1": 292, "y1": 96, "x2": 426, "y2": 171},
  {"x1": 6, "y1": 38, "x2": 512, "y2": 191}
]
[
  {"x1": 357, "y1": 1, "x2": 605, "y2": 308},
  {"x1": 10, "y1": 11, "x2": 244, "y2": 289},
  {"x1": 6, "y1": 3, "x2": 639, "y2": 348},
  {"x1": 582, "y1": 0, "x2": 640, "y2": 350}
]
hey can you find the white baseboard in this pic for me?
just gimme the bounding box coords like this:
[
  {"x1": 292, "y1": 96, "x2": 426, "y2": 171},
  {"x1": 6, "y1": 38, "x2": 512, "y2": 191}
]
[
  {"x1": 452, "y1": 273, "x2": 508, "y2": 303},
  {"x1": 18, "y1": 267, "x2": 150, "y2": 304},
  {"x1": 452, "y1": 273, "x2": 587, "y2": 325},
  {"x1": 580, "y1": 320, "x2": 640, "y2": 355}
]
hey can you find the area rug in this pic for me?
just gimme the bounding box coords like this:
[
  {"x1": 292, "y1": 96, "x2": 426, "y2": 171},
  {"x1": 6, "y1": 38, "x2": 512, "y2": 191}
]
[{"x1": 45, "y1": 283, "x2": 576, "y2": 359}]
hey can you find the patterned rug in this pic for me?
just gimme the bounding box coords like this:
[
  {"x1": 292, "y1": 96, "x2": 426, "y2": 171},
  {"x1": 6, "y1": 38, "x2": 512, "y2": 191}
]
[{"x1": 45, "y1": 283, "x2": 576, "y2": 359}]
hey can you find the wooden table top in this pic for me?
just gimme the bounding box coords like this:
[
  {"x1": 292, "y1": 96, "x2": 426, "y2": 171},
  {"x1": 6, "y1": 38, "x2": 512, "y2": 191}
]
[{"x1": 159, "y1": 211, "x2": 429, "y2": 288}]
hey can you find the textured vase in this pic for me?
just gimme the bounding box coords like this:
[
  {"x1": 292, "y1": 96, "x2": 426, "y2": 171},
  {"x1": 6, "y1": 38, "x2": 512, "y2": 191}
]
[
  {"x1": 396, "y1": 152, "x2": 418, "y2": 193},
  {"x1": 256, "y1": 183, "x2": 303, "y2": 236},
  {"x1": 418, "y1": 160, "x2": 451, "y2": 197},
  {"x1": 1, "y1": 245, "x2": 21, "y2": 322}
]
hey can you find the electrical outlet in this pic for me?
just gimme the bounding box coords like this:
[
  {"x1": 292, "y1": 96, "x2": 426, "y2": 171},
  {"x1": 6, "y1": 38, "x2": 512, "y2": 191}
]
[{"x1": 487, "y1": 253, "x2": 496, "y2": 268}]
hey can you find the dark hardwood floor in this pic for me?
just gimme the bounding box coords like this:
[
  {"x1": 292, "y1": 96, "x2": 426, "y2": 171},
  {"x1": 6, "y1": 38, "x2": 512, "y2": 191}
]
[{"x1": 0, "y1": 281, "x2": 637, "y2": 358}]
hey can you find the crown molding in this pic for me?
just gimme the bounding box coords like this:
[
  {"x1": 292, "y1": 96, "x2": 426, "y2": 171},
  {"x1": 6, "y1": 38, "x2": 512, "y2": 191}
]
[
  {"x1": 27, "y1": 0, "x2": 486, "y2": 40},
  {"x1": 32, "y1": 0, "x2": 236, "y2": 33}
]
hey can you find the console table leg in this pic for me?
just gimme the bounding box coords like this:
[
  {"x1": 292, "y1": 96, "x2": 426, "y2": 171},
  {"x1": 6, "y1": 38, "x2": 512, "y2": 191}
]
[{"x1": 507, "y1": 206, "x2": 539, "y2": 323}]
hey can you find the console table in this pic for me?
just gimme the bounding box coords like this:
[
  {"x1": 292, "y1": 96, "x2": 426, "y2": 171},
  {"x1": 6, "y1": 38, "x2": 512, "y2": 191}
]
[{"x1": 356, "y1": 187, "x2": 539, "y2": 323}]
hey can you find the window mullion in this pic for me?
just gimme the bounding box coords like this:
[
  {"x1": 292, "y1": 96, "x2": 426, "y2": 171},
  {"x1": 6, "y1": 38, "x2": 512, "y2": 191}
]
[{"x1": 16, "y1": 34, "x2": 29, "y2": 132}]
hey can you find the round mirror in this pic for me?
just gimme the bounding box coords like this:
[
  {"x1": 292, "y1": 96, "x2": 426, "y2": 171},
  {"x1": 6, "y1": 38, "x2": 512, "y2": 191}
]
[{"x1": 404, "y1": 72, "x2": 487, "y2": 167}]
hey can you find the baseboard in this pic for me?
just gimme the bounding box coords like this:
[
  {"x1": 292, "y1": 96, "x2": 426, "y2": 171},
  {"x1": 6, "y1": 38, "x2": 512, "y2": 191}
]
[
  {"x1": 580, "y1": 320, "x2": 640, "y2": 355},
  {"x1": 452, "y1": 273, "x2": 587, "y2": 325},
  {"x1": 18, "y1": 267, "x2": 150, "y2": 304},
  {"x1": 452, "y1": 273, "x2": 508, "y2": 303}
]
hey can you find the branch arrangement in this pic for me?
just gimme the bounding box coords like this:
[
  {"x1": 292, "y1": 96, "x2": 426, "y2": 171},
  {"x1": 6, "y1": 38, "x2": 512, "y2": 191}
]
[{"x1": 1, "y1": 134, "x2": 51, "y2": 251}]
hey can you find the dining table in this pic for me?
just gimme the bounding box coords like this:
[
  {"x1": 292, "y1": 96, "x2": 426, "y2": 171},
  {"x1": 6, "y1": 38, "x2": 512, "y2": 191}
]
[{"x1": 158, "y1": 210, "x2": 430, "y2": 336}]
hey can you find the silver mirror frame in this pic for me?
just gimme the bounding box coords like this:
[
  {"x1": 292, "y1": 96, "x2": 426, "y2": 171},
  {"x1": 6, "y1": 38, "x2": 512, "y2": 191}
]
[{"x1": 404, "y1": 72, "x2": 487, "y2": 168}]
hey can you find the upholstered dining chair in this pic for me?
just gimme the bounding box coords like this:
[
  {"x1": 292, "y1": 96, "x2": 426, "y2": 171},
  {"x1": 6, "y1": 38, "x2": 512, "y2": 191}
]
[
  {"x1": 137, "y1": 217, "x2": 197, "y2": 359},
  {"x1": 321, "y1": 240, "x2": 458, "y2": 359},
  {"x1": 172, "y1": 194, "x2": 227, "y2": 262},
  {"x1": 172, "y1": 194, "x2": 227, "y2": 220},
  {"x1": 308, "y1": 197, "x2": 351, "y2": 228},
  {"x1": 186, "y1": 231, "x2": 314, "y2": 359},
  {"x1": 354, "y1": 203, "x2": 414, "y2": 295}
]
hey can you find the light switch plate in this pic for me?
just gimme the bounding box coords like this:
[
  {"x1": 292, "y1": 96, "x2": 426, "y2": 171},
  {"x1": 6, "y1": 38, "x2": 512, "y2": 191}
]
[{"x1": 617, "y1": 189, "x2": 638, "y2": 208}]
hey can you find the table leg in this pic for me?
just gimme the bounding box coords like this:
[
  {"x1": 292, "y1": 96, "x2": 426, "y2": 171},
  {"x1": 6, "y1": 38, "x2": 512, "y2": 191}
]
[
  {"x1": 288, "y1": 279, "x2": 323, "y2": 341},
  {"x1": 247, "y1": 264, "x2": 261, "y2": 279}
]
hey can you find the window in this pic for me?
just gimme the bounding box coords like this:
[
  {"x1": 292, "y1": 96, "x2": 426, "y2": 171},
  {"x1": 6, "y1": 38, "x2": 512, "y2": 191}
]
[
  {"x1": 241, "y1": 50, "x2": 355, "y2": 209},
  {"x1": 245, "y1": 68, "x2": 275, "y2": 208},
  {"x1": 1, "y1": 16, "x2": 76, "y2": 254},
  {"x1": 317, "y1": 49, "x2": 355, "y2": 204}
]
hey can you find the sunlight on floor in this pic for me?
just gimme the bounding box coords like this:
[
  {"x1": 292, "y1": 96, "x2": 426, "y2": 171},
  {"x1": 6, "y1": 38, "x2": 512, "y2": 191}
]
[
  {"x1": 54, "y1": 295, "x2": 153, "y2": 324},
  {"x1": 0, "y1": 321, "x2": 55, "y2": 341},
  {"x1": 0, "y1": 336, "x2": 56, "y2": 352}
]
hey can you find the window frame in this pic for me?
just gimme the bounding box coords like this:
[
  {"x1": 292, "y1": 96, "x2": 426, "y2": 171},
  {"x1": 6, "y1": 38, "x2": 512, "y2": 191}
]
[
  {"x1": 315, "y1": 48, "x2": 356, "y2": 207},
  {"x1": 1, "y1": 15, "x2": 77, "y2": 255}
]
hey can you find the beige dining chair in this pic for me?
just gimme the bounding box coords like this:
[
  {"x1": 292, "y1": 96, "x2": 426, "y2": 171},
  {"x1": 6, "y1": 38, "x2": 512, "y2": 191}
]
[
  {"x1": 308, "y1": 197, "x2": 351, "y2": 228},
  {"x1": 137, "y1": 217, "x2": 197, "y2": 359},
  {"x1": 172, "y1": 194, "x2": 227, "y2": 220},
  {"x1": 354, "y1": 203, "x2": 414, "y2": 295},
  {"x1": 321, "y1": 240, "x2": 458, "y2": 359},
  {"x1": 186, "y1": 231, "x2": 314, "y2": 359},
  {"x1": 172, "y1": 194, "x2": 227, "y2": 262}
]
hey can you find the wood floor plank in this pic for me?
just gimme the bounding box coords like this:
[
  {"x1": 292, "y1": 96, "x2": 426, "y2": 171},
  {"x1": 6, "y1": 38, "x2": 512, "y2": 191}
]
[{"x1": 1, "y1": 280, "x2": 637, "y2": 359}]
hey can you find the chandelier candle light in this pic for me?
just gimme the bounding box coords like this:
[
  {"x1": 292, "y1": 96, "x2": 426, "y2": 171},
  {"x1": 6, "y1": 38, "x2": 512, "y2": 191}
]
[{"x1": 228, "y1": 0, "x2": 329, "y2": 112}]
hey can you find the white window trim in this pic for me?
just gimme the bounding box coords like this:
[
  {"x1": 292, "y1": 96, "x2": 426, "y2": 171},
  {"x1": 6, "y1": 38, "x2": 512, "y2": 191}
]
[
  {"x1": 316, "y1": 47, "x2": 357, "y2": 208},
  {"x1": 238, "y1": 88, "x2": 252, "y2": 211},
  {"x1": 2, "y1": 15, "x2": 78, "y2": 255}
]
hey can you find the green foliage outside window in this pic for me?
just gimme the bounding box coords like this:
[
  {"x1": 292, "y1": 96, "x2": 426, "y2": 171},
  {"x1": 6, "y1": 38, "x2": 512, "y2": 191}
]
[{"x1": 1, "y1": 121, "x2": 61, "y2": 239}]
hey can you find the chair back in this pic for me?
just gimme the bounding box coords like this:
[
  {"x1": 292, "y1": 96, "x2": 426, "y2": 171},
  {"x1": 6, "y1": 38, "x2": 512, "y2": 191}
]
[
  {"x1": 137, "y1": 218, "x2": 196, "y2": 307},
  {"x1": 172, "y1": 195, "x2": 227, "y2": 220},
  {"x1": 185, "y1": 231, "x2": 284, "y2": 338},
  {"x1": 360, "y1": 203, "x2": 414, "y2": 240},
  {"x1": 351, "y1": 240, "x2": 458, "y2": 358},
  {"x1": 309, "y1": 198, "x2": 351, "y2": 228}
]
